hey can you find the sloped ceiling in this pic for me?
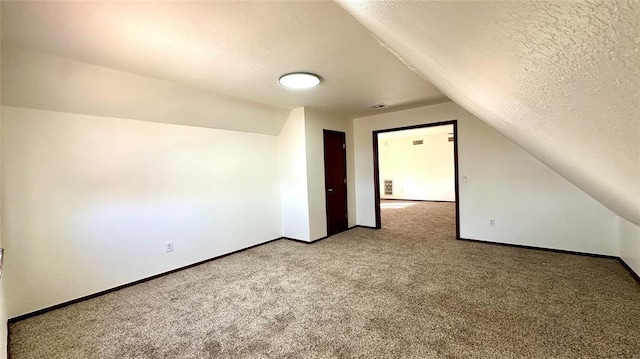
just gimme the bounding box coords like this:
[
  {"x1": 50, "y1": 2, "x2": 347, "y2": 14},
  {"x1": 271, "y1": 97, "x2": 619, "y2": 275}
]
[
  {"x1": 1, "y1": 0, "x2": 446, "y2": 131},
  {"x1": 338, "y1": 1, "x2": 640, "y2": 226},
  {"x1": 2, "y1": 1, "x2": 637, "y2": 225},
  {"x1": 1, "y1": 46, "x2": 290, "y2": 135}
]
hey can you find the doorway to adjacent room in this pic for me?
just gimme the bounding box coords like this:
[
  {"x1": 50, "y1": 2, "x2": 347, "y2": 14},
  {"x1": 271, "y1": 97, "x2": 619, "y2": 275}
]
[{"x1": 373, "y1": 121, "x2": 459, "y2": 239}]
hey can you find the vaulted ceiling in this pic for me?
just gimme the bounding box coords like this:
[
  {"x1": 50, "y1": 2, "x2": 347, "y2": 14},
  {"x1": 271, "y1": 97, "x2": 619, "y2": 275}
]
[
  {"x1": 338, "y1": 0, "x2": 639, "y2": 226},
  {"x1": 1, "y1": 1, "x2": 637, "y2": 226}
]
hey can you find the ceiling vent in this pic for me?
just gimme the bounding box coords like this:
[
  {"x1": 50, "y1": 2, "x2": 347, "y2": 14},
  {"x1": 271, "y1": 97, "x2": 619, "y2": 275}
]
[{"x1": 370, "y1": 103, "x2": 388, "y2": 109}]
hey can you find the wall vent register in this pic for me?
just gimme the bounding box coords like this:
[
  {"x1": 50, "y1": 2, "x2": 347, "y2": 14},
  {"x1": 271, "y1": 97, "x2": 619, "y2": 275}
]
[
  {"x1": 384, "y1": 180, "x2": 393, "y2": 195},
  {"x1": 413, "y1": 140, "x2": 423, "y2": 145}
]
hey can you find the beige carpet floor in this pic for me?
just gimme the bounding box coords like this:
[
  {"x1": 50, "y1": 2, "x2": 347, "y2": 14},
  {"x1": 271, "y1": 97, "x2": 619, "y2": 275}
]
[{"x1": 9, "y1": 201, "x2": 640, "y2": 358}]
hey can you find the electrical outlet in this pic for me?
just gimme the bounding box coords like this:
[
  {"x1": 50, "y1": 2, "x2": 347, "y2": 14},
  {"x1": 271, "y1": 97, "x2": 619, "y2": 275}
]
[
  {"x1": 489, "y1": 219, "x2": 495, "y2": 227},
  {"x1": 462, "y1": 174, "x2": 468, "y2": 182},
  {"x1": 165, "y1": 241, "x2": 174, "y2": 253}
]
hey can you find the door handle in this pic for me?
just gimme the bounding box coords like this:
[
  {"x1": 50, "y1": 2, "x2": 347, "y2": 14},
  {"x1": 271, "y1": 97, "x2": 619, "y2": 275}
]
[{"x1": 327, "y1": 188, "x2": 333, "y2": 192}]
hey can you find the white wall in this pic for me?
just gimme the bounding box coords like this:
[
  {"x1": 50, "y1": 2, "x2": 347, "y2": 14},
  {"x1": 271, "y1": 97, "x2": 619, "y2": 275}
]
[
  {"x1": 619, "y1": 217, "x2": 640, "y2": 277},
  {"x1": 0, "y1": 112, "x2": 6, "y2": 359},
  {"x1": 278, "y1": 108, "x2": 311, "y2": 241},
  {"x1": 379, "y1": 131, "x2": 454, "y2": 201},
  {"x1": 0, "y1": 10, "x2": 8, "y2": 354},
  {"x1": 304, "y1": 108, "x2": 356, "y2": 240},
  {"x1": 354, "y1": 102, "x2": 618, "y2": 255},
  {"x1": 278, "y1": 107, "x2": 356, "y2": 242},
  {"x1": 1, "y1": 106, "x2": 283, "y2": 318}
]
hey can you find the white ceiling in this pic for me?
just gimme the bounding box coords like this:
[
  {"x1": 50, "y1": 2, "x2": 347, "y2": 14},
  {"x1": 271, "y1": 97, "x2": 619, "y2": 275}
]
[
  {"x1": 1, "y1": 46, "x2": 291, "y2": 135},
  {"x1": 338, "y1": 0, "x2": 640, "y2": 226},
  {"x1": 1, "y1": 1, "x2": 447, "y2": 119}
]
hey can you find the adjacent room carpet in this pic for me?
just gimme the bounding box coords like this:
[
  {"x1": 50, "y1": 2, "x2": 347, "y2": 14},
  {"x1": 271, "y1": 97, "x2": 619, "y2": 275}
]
[{"x1": 9, "y1": 201, "x2": 640, "y2": 358}]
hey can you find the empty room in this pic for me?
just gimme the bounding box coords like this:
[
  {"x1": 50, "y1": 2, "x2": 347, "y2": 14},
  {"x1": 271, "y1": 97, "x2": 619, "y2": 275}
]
[{"x1": 1, "y1": 1, "x2": 639, "y2": 358}]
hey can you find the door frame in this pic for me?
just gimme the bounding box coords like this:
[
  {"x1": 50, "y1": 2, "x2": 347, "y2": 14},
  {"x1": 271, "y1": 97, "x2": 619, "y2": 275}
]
[
  {"x1": 323, "y1": 129, "x2": 348, "y2": 236},
  {"x1": 372, "y1": 120, "x2": 460, "y2": 240}
]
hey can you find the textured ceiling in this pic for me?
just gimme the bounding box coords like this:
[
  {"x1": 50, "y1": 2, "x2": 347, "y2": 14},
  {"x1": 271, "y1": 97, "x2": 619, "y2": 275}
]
[
  {"x1": 1, "y1": 1, "x2": 446, "y2": 120},
  {"x1": 338, "y1": 0, "x2": 640, "y2": 226}
]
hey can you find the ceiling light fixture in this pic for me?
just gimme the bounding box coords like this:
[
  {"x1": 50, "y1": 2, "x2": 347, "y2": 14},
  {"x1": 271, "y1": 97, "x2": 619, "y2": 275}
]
[{"x1": 278, "y1": 72, "x2": 321, "y2": 90}]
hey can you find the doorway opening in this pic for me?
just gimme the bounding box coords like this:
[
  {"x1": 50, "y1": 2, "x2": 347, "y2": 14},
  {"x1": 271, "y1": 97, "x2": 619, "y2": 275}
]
[{"x1": 372, "y1": 120, "x2": 460, "y2": 239}]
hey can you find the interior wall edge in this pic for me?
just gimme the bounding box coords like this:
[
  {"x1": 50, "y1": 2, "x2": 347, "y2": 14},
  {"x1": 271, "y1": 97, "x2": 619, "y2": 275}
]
[{"x1": 619, "y1": 216, "x2": 640, "y2": 278}]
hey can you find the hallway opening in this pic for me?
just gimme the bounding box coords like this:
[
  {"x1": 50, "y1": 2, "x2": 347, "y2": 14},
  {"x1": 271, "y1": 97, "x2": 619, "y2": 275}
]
[{"x1": 373, "y1": 121, "x2": 459, "y2": 238}]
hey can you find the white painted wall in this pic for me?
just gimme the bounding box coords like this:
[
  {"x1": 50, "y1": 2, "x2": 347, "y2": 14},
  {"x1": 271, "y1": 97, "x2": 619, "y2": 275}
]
[
  {"x1": 0, "y1": 10, "x2": 8, "y2": 353},
  {"x1": 304, "y1": 108, "x2": 356, "y2": 240},
  {"x1": 278, "y1": 108, "x2": 311, "y2": 241},
  {"x1": 0, "y1": 112, "x2": 6, "y2": 359},
  {"x1": 278, "y1": 107, "x2": 356, "y2": 242},
  {"x1": 1, "y1": 106, "x2": 283, "y2": 318},
  {"x1": 619, "y1": 217, "x2": 640, "y2": 277},
  {"x1": 354, "y1": 102, "x2": 618, "y2": 255},
  {"x1": 379, "y1": 131, "x2": 454, "y2": 201}
]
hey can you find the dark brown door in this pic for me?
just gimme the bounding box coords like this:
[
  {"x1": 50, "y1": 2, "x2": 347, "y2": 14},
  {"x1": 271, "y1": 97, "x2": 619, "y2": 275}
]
[{"x1": 323, "y1": 130, "x2": 348, "y2": 236}]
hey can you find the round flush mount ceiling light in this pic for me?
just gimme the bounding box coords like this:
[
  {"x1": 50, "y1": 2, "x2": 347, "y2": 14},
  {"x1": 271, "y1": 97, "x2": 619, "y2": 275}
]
[{"x1": 278, "y1": 72, "x2": 321, "y2": 90}]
